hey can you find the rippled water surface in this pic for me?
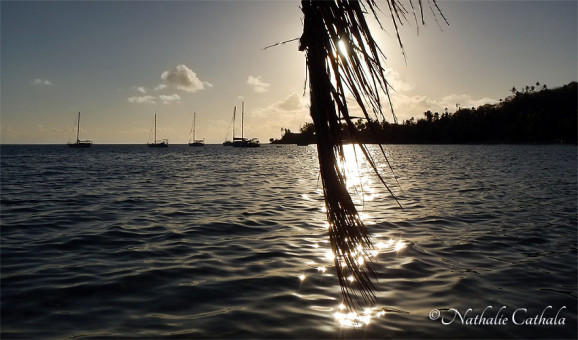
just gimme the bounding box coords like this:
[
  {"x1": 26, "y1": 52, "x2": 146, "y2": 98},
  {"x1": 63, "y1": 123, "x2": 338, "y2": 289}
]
[{"x1": 2, "y1": 144, "x2": 576, "y2": 339}]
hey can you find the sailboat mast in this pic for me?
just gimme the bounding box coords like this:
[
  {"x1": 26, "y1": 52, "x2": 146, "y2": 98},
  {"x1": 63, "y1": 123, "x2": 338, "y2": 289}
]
[
  {"x1": 233, "y1": 106, "x2": 236, "y2": 139},
  {"x1": 76, "y1": 112, "x2": 81, "y2": 143},
  {"x1": 188, "y1": 115, "x2": 193, "y2": 143},
  {"x1": 241, "y1": 101, "x2": 244, "y2": 141},
  {"x1": 154, "y1": 114, "x2": 157, "y2": 143},
  {"x1": 193, "y1": 112, "x2": 196, "y2": 141}
]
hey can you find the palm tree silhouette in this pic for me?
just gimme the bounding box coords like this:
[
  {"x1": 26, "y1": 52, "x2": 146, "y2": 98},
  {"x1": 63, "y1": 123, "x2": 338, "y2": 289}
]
[{"x1": 299, "y1": 0, "x2": 446, "y2": 310}]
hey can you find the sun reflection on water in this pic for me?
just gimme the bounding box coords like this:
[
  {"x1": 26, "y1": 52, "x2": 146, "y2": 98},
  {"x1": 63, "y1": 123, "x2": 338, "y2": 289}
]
[
  {"x1": 333, "y1": 304, "x2": 388, "y2": 327},
  {"x1": 300, "y1": 232, "x2": 408, "y2": 328},
  {"x1": 297, "y1": 144, "x2": 406, "y2": 329},
  {"x1": 394, "y1": 240, "x2": 407, "y2": 252},
  {"x1": 337, "y1": 144, "x2": 385, "y2": 206}
]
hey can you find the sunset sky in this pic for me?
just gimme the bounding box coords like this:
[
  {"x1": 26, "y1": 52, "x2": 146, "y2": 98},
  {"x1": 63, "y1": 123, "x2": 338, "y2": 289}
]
[{"x1": 2, "y1": 0, "x2": 576, "y2": 144}]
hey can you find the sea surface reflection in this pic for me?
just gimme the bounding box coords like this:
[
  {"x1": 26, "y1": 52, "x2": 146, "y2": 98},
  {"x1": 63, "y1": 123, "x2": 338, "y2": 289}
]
[{"x1": 1, "y1": 144, "x2": 576, "y2": 338}]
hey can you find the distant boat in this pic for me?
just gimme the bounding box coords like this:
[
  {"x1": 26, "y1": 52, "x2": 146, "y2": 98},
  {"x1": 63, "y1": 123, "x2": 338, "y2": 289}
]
[
  {"x1": 222, "y1": 106, "x2": 236, "y2": 146},
  {"x1": 188, "y1": 112, "x2": 205, "y2": 147},
  {"x1": 233, "y1": 102, "x2": 260, "y2": 148},
  {"x1": 147, "y1": 114, "x2": 168, "y2": 147},
  {"x1": 68, "y1": 112, "x2": 93, "y2": 148},
  {"x1": 233, "y1": 137, "x2": 260, "y2": 147}
]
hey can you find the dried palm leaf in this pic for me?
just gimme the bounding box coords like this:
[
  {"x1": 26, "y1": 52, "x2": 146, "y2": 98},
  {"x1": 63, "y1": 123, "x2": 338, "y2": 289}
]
[{"x1": 299, "y1": 0, "x2": 446, "y2": 311}]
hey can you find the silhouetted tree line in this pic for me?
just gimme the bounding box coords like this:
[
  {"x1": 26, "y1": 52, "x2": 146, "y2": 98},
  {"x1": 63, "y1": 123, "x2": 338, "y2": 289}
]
[{"x1": 271, "y1": 82, "x2": 577, "y2": 144}]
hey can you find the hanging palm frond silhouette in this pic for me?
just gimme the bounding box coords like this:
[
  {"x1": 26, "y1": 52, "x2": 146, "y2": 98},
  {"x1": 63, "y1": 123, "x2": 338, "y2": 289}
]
[{"x1": 299, "y1": 0, "x2": 446, "y2": 310}]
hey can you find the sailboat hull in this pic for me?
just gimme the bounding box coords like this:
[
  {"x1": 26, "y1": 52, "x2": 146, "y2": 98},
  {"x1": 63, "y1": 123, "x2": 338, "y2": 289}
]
[
  {"x1": 148, "y1": 143, "x2": 168, "y2": 148},
  {"x1": 68, "y1": 142, "x2": 92, "y2": 148},
  {"x1": 233, "y1": 138, "x2": 260, "y2": 147}
]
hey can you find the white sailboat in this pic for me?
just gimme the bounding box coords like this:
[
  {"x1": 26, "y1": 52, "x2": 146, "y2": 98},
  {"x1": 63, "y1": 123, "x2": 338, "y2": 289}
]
[
  {"x1": 68, "y1": 112, "x2": 93, "y2": 148},
  {"x1": 232, "y1": 101, "x2": 260, "y2": 148},
  {"x1": 223, "y1": 106, "x2": 236, "y2": 146},
  {"x1": 188, "y1": 112, "x2": 205, "y2": 146},
  {"x1": 147, "y1": 114, "x2": 168, "y2": 147}
]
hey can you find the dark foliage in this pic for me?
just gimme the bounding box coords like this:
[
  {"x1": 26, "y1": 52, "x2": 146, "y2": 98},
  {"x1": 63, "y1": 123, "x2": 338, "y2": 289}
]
[
  {"x1": 299, "y1": 0, "x2": 444, "y2": 311},
  {"x1": 273, "y1": 82, "x2": 577, "y2": 144}
]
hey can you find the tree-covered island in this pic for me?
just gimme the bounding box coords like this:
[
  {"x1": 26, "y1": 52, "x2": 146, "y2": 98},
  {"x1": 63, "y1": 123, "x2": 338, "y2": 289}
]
[{"x1": 270, "y1": 82, "x2": 577, "y2": 144}]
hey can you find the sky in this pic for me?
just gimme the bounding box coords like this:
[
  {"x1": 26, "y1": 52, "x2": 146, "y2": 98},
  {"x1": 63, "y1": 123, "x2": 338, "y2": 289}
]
[{"x1": 1, "y1": 0, "x2": 576, "y2": 144}]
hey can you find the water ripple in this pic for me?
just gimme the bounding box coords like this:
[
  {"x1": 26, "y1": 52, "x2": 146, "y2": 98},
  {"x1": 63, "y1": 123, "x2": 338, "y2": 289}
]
[{"x1": 1, "y1": 144, "x2": 576, "y2": 339}]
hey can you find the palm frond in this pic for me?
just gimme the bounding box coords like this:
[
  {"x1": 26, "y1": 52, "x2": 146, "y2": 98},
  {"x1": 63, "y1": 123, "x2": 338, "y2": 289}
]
[{"x1": 299, "y1": 0, "x2": 445, "y2": 311}]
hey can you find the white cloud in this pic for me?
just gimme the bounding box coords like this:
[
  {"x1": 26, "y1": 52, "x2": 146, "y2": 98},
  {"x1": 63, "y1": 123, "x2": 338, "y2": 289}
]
[
  {"x1": 440, "y1": 94, "x2": 498, "y2": 110},
  {"x1": 350, "y1": 69, "x2": 498, "y2": 122},
  {"x1": 161, "y1": 64, "x2": 212, "y2": 93},
  {"x1": 252, "y1": 93, "x2": 310, "y2": 136},
  {"x1": 159, "y1": 94, "x2": 181, "y2": 104},
  {"x1": 389, "y1": 92, "x2": 498, "y2": 123},
  {"x1": 127, "y1": 93, "x2": 182, "y2": 105},
  {"x1": 154, "y1": 84, "x2": 167, "y2": 91},
  {"x1": 247, "y1": 75, "x2": 270, "y2": 93},
  {"x1": 384, "y1": 68, "x2": 415, "y2": 93},
  {"x1": 135, "y1": 86, "x2": 147, "y2": 93},
  {"x1": 272, "y1": 92, "x2": 306, "y2": 112},
  {"x1": 128, "y1": 95, "x2": 157, "y2": 104},
  {"x1": 32, "y1": 78, "x2": 52, "y2": 86}
]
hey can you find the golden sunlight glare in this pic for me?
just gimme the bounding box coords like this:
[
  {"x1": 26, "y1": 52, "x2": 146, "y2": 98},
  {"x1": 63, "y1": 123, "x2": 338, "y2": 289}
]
[
  {"x1": 394, "y1": 240, "x2": 406, "y2": 252},
  {"x1": 337, "y1": 39, "x2": 348, "y2": 56}
]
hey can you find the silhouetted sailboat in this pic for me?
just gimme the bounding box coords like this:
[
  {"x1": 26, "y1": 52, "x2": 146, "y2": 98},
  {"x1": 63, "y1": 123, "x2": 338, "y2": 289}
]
[
  {"x1": 188, "y1": 112, "x2": 205, "y2": 146},
  {"x1": 232, "y1": 101, "x2": 260, "y2": 148},
  {"x1": 147, "y1": 114, "x2": 168, "y2": 147},
  {"x1": 68, "y1": 112, "x2": 93, "y2": 148},
  {"x1": 222, "y1": 106, "x2": 236, "y2": 146}
]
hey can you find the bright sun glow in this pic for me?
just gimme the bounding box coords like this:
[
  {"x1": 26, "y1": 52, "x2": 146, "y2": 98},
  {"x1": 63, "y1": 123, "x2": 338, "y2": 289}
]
[{"x1": 338, "y1": 40, "x2": 348, "y2": 56}]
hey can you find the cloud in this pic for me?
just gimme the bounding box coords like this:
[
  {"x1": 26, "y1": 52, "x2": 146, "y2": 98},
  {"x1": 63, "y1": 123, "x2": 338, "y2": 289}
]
[
  {"x1": 32, "y1": 78, "x2": 52, "y2": 86},
  {"x1": 384, "y1": 68, "x2": 415, "y2": 93},
  {"x1": 159, "y1": 94, "x2": 181, "y2": 104},
  {"x1": 135, "y1": 86, "x2": 147, "y2": 93},
  {"x1": 127, "y1": 93, "x2": 182, "y2": 105},
  {"x1": 247, "y1": 75, "x2": 270, "y2": 93},
  {"x1": 35, "y1": 124, "x2": 64, "y2": 134},
  {"x1": 440, "y1": 94, "x2": 498, "y2": 110},
  {"x1": 252, "y1": 93, "x2": 310, "y2": 135},
  {"x1": 128, "y1": 95, "x2": 157, "y2": 104},
  {"x1": 272, "y1": 92, "x2": 306, "y2": 112},
  {"x1": 154, "y1": 84, "x2": 167, "y2": 91},
  {"x1": 161, "y1": 64, "x2": 212, "y2": 93},
  {"x1": 389, "y1": 92, "x2": 498, "y2": 123},
  {"x1": 346, "y1": 69, "x2": 498, "y2": 122}
]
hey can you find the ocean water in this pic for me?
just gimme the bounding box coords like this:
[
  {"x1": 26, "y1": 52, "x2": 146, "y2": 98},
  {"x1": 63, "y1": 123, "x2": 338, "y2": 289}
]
[{"x1": 1, "y1": 144, "x2": 576, "y2": 339}]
